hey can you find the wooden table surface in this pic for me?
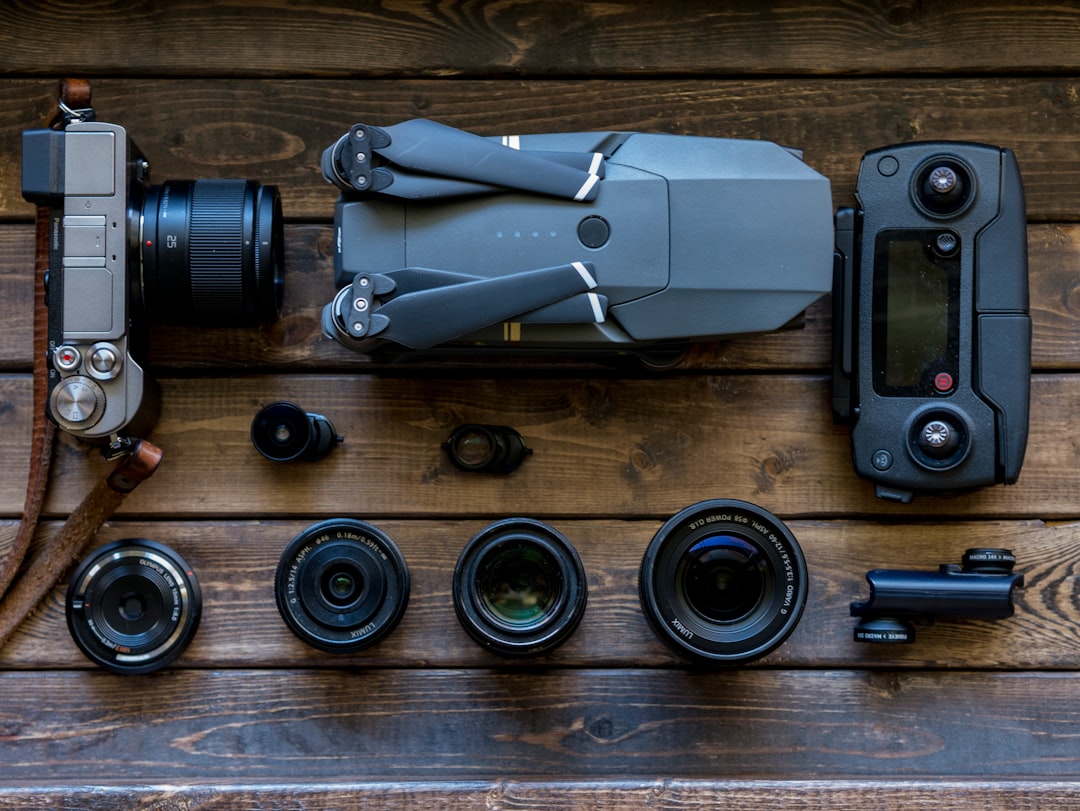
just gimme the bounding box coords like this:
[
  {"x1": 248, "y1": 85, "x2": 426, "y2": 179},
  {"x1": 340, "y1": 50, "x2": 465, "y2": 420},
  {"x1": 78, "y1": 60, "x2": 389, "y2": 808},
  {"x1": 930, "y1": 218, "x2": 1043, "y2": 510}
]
[{"x1": 2, "y1": 2, "x2": 1080, "y2": 808}]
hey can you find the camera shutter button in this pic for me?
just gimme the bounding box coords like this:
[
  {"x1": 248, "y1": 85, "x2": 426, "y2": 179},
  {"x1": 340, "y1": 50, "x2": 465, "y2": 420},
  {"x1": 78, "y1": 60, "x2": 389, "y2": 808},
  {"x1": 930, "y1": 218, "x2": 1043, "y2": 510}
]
[{"x1": 86, "y1": 342, "x2": 123, "y2": 381}]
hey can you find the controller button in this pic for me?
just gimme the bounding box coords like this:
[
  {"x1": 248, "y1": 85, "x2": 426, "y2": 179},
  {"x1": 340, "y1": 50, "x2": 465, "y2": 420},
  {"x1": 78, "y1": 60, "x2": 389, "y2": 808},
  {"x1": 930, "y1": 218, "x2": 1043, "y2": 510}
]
[
  {"x1": 872, "y1": 450, "x2": 893, "y2": 471},
  {"x1": 577, "y1": 216, "x2": 610, "y2": 249},
  {"x1": 928, "y1": 166, "x2": 958, "y2": 194},
  {"x1": 934, "y1": 371, "x2": 955, "y2": 392},
  {"x1": 877, "y1": 156, "x2": 899, "y2": 177}
]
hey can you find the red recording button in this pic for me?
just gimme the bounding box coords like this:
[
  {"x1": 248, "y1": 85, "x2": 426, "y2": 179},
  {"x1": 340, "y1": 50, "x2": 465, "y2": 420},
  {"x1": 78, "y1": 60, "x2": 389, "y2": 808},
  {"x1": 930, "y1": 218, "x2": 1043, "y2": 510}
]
[{"x1": 934, "y1": 372, "x2": 955, "y2": 392}]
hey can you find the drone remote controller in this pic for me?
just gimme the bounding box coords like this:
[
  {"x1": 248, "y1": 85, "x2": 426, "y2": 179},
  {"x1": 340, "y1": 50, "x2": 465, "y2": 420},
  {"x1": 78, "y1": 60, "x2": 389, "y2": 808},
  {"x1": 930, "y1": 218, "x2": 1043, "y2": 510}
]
[{"x1": 833, "y1": 142, "x2": 1030, "y2": 502}]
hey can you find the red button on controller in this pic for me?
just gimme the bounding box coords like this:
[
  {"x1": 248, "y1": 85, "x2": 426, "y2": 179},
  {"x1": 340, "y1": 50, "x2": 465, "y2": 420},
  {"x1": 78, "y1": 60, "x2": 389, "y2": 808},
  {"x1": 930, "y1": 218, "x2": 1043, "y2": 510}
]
[{"x1": 934, "y1": 372, "x2": 954, "y2": 393}]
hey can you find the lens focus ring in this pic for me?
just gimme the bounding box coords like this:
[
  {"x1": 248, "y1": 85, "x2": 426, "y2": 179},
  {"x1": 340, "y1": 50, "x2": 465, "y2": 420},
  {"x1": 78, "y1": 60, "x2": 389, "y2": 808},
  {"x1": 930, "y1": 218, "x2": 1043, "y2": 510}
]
[{"x1": 189, "y1": 179, "x2": 247, "y2": 316}]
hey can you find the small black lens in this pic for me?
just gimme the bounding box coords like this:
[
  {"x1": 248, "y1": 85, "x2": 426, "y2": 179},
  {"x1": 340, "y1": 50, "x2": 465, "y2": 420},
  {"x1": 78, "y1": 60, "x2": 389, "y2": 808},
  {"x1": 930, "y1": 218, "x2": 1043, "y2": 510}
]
[
  {"x1": 639, "y1": 500, "x2": 807, "y2": 666},
  {"x1": 66, "y1": 539, "x2": 201, "y2": 674},
  {"x1": 140, "y1": 178, "x2": 284, "y2": 325},
  {"x1": 251, "y1": 402, "x2": 340, "y2": 462},
  {"x1": 453, "y1": 518, "x2": 587, "y2": 657},
  {"x1": 275, "y1": 519, "x2": 409, "y2": 653}
]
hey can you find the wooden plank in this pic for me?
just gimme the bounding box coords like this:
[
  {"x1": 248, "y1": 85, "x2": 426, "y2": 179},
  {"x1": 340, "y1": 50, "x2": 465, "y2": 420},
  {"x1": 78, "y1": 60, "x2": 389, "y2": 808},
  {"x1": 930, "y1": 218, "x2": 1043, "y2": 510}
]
[
  {"x1": 0, "y1": 518, "x2": 1072, "y2": 671},
  {"x1": 2, "y1": 1, "x2": 1079, "y2": 77},
  {"x1": 4, "y1": 781, "x2": 1080, "y2": 811},
  {"x1": 3, "y1": 78, "x2": 1080, "y2": 220},
  {"x1": 0, "y1": 670, "x2": 1078, "y2": 782},
  {"x1": 0, "y1": 373, "x2": 1073, "y2": 520},
  {"x1": 2, "y1": 222, "x2": 1078, "y2": 373}
]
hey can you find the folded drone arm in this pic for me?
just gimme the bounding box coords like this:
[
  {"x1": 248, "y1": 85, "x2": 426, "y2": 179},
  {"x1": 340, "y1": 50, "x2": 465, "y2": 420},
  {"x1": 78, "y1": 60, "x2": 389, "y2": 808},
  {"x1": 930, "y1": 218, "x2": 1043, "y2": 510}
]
[
  {"x1": 322, "y1": 119, "x2": 604, "y2": 201},
  {"x1": 328, "y1": 262, "x2": 605, "y2": 350}
]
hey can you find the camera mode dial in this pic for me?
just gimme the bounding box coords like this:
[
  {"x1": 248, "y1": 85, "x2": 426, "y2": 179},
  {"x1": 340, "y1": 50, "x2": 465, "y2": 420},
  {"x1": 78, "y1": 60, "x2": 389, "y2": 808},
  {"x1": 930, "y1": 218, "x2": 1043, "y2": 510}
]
[{"x1": 49, "y1": 375, "x2": 104, "y2": 430}]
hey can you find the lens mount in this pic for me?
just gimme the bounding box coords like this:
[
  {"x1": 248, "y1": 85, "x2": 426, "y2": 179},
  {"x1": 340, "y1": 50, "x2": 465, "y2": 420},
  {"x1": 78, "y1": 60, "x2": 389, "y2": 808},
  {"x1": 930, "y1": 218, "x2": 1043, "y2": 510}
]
[
  {"x1": 275, "y1": 519, "x2": 410, "y2": 653},
  {"x1": 65, "y1": 539, "x2": 202, "y2": 674},
  {"x1": 639, "y1": 499, "x2": 808, "y2": 666},
  {"x1": 453, "y1": 518, "x2": 587, "y2": 657},
  {"x1": 140, "y1": 178, "x2": 284, "y2": 326}
]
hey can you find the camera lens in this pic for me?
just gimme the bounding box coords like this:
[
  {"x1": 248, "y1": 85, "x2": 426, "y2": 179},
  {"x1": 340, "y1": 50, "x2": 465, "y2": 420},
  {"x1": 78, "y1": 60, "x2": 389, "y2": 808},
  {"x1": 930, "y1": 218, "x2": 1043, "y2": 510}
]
[
  {"x1": 140, "y1": 178, "x2": 284, "y2": 325},
  {"x1": 275, "y1": 519, "x2": 410, "y2": 653},
  {"x1": 251, "y1": 402, "x2": 340, "y2": 462},
  {"x1": 639, "y1": 500, "x2": 808, "y2": 666},
  {"x1": 453, "y1": 518, "x2": 587, "y2": 657},
  {"x1": 66, "y1": 539, "x2": 201, "y2": 674}
]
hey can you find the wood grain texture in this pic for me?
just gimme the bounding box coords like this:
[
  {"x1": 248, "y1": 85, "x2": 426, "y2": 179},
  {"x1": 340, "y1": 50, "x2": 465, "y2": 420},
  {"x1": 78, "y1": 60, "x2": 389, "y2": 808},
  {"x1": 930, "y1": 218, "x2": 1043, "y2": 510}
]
[
  {"x1": 2, "y1": 78, "x2": 1080, "y2": 220},
  {"x1": 5, "y1": 781, "x2": 1080, "y2": 811},
  {"x1": 3, "y1": 781, "x2": 1080, "y2": 811},
  {"x1": 0, "y1": 669, "x2": 1078, "y2": 782},
  {"x1": 1, "y1": 2, "x2": 1078, "y2": 806},
  {"x1": 2, "y1": 1, "x2": 1079, "y2": 77},
  {"x1": 0, "y1": 373, "x2": 1075, "y2": 520}
]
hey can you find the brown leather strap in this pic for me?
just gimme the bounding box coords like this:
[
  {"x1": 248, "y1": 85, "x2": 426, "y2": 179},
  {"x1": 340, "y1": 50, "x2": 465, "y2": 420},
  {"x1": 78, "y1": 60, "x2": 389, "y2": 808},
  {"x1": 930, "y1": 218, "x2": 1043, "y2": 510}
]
[
  {"x1": 0, "y1": 209, "x2": 58, "y2": 599},
  {"x1": 0, "y1": 79, "x2": 165, "y2": 653},
  {"x1": 0, "y1": 440, "x2": 163, "y2": 650}
]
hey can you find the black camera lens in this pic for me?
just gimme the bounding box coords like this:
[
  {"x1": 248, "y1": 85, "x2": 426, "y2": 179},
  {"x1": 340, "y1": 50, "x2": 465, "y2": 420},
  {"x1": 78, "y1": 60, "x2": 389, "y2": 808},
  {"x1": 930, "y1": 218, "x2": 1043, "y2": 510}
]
[
  {"x1": 66, "y1": 539, "x2": 201, "y2": 674},
  {"x1": 251, "y1": 402, "x2": 341, "y2": 462},
  {"x1": 639, "y1": 500, "x2": 808, "y2": 666},
  {"x1": 140, "y1": 178, "x2": 284, "y2": 326},
  {"x1": 453, "y1": 518, "x2": 587, "y2": 657},
  {"x1": 275, "y1": 519, "x2": 410, "y2": 653}
]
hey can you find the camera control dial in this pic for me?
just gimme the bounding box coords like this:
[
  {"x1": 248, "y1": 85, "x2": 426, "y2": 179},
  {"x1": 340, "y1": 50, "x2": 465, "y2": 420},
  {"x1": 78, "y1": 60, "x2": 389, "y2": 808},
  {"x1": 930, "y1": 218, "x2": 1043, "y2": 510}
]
[{"x1": 50, "y1": 375, "x2": 104, "y2": 430}]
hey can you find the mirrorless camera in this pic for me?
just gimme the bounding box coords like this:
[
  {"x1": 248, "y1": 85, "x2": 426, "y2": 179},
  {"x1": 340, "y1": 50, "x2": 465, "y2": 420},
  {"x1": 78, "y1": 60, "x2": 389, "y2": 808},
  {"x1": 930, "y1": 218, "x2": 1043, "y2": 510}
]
[
  {"x1": 319, "y1": 119, "x2": 835, "y2": 364},
  {"x1": 22, "y1": 102, "x2": 283, "y2": 446},
  {"x1": 833, "y1": 142, "x2": 1030, "y2": 502}
]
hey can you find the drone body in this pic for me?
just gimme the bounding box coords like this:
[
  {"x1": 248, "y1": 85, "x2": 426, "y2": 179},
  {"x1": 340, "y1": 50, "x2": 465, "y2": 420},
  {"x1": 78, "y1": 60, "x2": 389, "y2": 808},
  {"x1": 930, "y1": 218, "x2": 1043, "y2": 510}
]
[{"x1": 322, "y1": 123, "x2": 834, "y2": 360}]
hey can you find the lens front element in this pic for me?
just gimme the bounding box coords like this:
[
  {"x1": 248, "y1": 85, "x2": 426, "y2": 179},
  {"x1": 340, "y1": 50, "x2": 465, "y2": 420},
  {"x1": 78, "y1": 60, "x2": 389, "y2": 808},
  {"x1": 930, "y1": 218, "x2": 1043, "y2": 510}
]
[
  {"x1": 454, "y1": 518, "x2": 587, "y2": 657},
  {"x1": 66, "y1": 539, "x2": 202, "y2": 674},
  {"x1": 275, "y1": 519, "x2": 409, "y2": 653},
  {"x1": 639, "y1": 500, "x2": 808, "y2": 666}
]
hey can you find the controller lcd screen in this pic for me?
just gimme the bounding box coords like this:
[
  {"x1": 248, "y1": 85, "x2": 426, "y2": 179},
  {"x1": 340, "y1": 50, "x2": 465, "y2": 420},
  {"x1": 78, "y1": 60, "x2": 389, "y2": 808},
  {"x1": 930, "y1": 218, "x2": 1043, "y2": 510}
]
[{"x1": 872, "y1": 231, "x2": 960, "y2": 396}]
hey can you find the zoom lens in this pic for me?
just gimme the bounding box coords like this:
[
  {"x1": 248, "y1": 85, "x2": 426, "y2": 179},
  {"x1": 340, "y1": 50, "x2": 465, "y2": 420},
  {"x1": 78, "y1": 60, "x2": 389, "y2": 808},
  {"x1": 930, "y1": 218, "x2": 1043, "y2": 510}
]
[
  {"x1": 639, "y1": 500, "x2": 807, "y2": 666},
  {"x1": 66, "y1": 539, "x2": 202, "y2": 674},
  {"x1": 275, "y1": 519, "x2": 410, "y2": 653},
  {"x1": 141, "y1": 178, "x2": 284, "y2": 325},
  {"x1": 453, "y1": 518, "x2": 587, "y2": 657}
]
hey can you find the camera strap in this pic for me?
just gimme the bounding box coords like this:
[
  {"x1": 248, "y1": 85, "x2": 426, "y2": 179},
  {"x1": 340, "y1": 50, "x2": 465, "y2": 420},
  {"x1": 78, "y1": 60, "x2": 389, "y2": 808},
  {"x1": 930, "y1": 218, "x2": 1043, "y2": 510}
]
[{"x1": 0, "y1": 80, "x2": 163, "y2": 652}]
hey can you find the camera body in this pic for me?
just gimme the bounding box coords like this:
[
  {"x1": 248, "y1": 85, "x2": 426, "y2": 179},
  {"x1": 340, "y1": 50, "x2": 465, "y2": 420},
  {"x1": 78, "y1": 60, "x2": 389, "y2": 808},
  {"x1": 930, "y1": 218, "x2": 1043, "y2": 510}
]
[
  {"x1": 833, "y1": 142, "x2": 1030, "y2": 502},
  {"x1": 22, "y1": 114, "x2": 283, "y2": 444},
  {"x1": 23, "y1": 120, "x2": 159, "y2": 442}
]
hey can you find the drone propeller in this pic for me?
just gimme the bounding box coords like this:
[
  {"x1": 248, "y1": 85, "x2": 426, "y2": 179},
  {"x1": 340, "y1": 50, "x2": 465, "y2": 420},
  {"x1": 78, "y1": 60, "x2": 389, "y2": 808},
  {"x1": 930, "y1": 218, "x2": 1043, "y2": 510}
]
[
  {"x1": 323, "y1": 119, "x2": 603, "y2": 201},
  {"x1": 332, "y1": 262, "x2": 601, "y2": 350}
]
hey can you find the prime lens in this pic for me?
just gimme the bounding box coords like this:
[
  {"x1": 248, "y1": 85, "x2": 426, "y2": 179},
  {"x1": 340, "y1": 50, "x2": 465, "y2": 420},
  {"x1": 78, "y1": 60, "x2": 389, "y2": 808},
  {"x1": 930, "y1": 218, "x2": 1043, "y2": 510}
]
[
  {"x1": 275, "y1": 519, "x2": 410, "y2": 653},
  {"x1": 66, "y1": 539, "x2": 202, "y2": 674},
  {"x1": 141, "y1": 178, "x2": 284, "y2": 325},
  {"x1": 639, "y1": 500, "x2": 807, "y2": 666},
  {"x1": 453, "y1": 518, "x2": 587, "y2": 657}
]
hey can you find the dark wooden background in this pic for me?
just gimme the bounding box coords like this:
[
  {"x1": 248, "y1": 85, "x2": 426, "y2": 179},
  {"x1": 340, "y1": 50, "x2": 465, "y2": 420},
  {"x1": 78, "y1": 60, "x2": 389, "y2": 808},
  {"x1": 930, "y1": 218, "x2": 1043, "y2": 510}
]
[{"x1": 2, "y1": 1, "x2": 1080, "y2": 808}]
